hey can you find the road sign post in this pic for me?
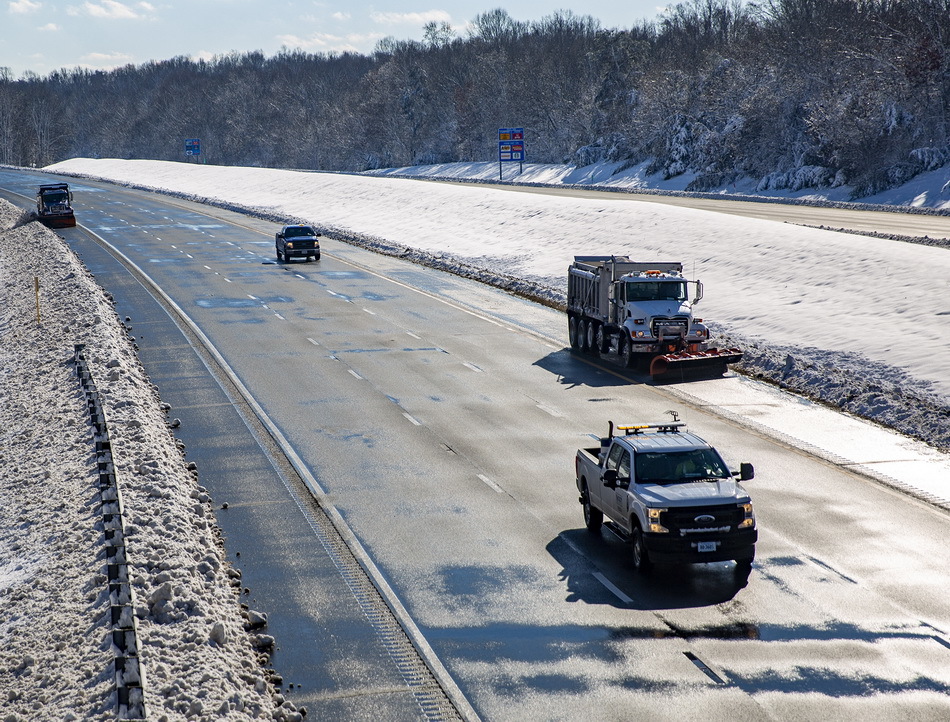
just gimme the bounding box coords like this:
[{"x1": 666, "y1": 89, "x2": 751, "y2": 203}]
[{"x1": 498, "y1": 127, "x2": 525, "y2": 180}]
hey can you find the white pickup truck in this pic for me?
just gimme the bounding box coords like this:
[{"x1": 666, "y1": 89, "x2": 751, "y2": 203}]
[{"x1": 575, "y1": 420, "x2": 756, "y2": 573}]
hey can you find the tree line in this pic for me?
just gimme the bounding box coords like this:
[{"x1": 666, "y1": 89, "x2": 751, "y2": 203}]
[{"x1": 2, "y1": 0, "x2": 949, "y2": 198}]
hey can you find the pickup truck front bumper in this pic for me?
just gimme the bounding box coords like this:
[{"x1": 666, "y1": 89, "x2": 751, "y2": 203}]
[{"x1": 644, "y1": 528, "x2": 757, "y2": 564}]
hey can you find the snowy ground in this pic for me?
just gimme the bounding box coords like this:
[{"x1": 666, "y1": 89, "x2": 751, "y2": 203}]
[
  {"x1": 0, "y1": 203, "x2": 301, "y2": 720},
  {"x1": 47, "y1": 158, "x2": 950, "y2": 454},
  {"x1": 367, "y1": 157, "x2": 950, "y2": 210}
]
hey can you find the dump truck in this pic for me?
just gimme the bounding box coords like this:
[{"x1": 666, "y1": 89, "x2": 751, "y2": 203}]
[
  {"x1": 35, "y1": 183, "x2": 76, "y2": 228},
  {"x1": 575, "y1": 419, "x2": 757, "y2": 573},
  {"x1": 567, "y1": 255, "x2": 741, "y2": 378}
]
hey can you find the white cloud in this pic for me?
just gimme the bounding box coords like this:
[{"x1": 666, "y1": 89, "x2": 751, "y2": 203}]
[
  {"x1": 9, "y1": 0, "x2": 42, "y2": 14},
  {"x1": 81, "y1": 50, "x2": 133, "y2": 66},
  {"x1": 331, "y1": 11, "x2": 349, "y2": 21},
  {"x1": 369, "y1": 10, "x2": 452, "y2": 26},
  {"x1": 277, "y1": 31, "x2": 385, "y2": 53},
  {"x1": 70, "y1": 0, "x2": 149, "y2": 19},
  {"x1": 37, "y1": 22, "x2": 57, "y2": 30}
]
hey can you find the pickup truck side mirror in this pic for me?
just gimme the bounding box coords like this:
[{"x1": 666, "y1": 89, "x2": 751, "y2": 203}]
[
  {"x1": 602, "y1": 468, "x2": 618, "y2": 489},
  {"x1": 739, "y1": 462, "x2": 754, "y2": 481}
]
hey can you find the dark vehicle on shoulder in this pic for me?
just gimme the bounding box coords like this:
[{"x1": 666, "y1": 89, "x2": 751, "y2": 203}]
[{"x1": 276, "y1": 224, "x2": 320, "y2": 262}]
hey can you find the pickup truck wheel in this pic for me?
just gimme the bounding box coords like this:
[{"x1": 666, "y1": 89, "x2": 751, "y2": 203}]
[
  {"x1": 582, "y1": 488, "x2": 603, "y2": 533},
  {"x1": 631, "y1": 525, "x2": 652, "y2": 574}
]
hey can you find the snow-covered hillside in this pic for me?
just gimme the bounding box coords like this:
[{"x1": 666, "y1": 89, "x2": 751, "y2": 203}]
[{"x1": 47, "y1": 158, "x2": 950, "y2": 452}]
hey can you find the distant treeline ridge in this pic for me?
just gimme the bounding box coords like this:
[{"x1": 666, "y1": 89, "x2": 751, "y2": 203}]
[{"x1": 3, "y1": 0, "x2": 949, "y2": 197}]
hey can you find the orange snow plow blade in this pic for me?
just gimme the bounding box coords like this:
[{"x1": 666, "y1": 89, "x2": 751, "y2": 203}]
[
  {"x1": 39, "y1": 214, "x2": 76, "y2": 229},
  {"x1": 649, "y1": 347, "x2": 743, "y2": 379}
]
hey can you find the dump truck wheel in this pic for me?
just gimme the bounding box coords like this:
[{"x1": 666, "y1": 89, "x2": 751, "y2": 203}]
[
  {"x1": 568, "y1": 315, "x2": 580, "y2": 349},
  {"x1": 585, "y1": 321, "x2": 599, "y2": 356}
]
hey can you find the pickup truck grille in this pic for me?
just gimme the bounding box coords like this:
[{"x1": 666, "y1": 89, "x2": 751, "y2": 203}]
[{"x1": 662, "y1": 504, "x2": 743, "y2": 536}]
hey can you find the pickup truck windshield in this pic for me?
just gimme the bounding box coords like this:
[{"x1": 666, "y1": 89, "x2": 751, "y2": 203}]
[
  {"x1": 635, "y1": 449, "x2": 730, "y2": 484},
  {"x1": 626, "y1": 281, "x2": 687, "y2": 302},
  {"x1": 285, "y1": 226, "x2": 316, "y2": 237}
]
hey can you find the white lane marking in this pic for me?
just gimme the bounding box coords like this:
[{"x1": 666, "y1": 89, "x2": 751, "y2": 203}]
[
  {"x1": 592, "y1": 572, "x2": 633, "y2": 604},
  {"x1": 403, "y1": 412, "x2": 421, "y2": 426},
  {"x1": 477, "y1": 474, "x2": 503, "y2": 493},
  {"x1": 273, "y1": 313, "x2": 285, "y2": 320},
  {"x1": 295, "y1": 274, "x2": 305, "y2": 279},
  {"x1": 406, "y1": 331, "x2": 421, "y2": 339},
  {"x1": 463, "y1": 362, "x2": 483, "y2": 373},
  {"x1": 307, "y1": 338, "x2": 320, "y2": 346},
  {"x1": 262, "y1": 304, "x2": 270, "y2": 310},
  {"x1": 247, "y1": 294, "x2": 258, "y2": 300},
  {"x1": 204, "y1": 265, "x2": 212, "y2": 270},
  {"x1": 363, "y1": 308, "x2": 376, "y2": 315},
  {"x1": 224, "y1": 278, "x2": 232, "y2": 283},
  {"x1": 186, "y1": 254, "x2": 193, "y2": 258},
  {"x1": 537, "y1": 404, "x2": 562, "y2": 417},
  {"x1": 348, "y1": 369, "x2": 363, "y2": 379}
]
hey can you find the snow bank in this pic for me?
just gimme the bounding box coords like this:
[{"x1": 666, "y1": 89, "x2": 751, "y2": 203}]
[{"x1": 0, "y1": 201, "x2": 297, "y2": 720}]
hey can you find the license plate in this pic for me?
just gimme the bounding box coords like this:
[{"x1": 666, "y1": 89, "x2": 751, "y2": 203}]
[{"x1": 698, "y1": 541, "x2": 718, "y2": 553}]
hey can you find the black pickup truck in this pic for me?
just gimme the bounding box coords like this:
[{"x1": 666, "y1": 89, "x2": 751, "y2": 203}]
[{"x1": 276, "y1": 224, "x2": 321, "y2": 262}]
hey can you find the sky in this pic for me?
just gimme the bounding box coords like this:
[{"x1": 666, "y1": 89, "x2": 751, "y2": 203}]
[{"x1": 2, "y1": 0, "x2": 671, "y2": 78}]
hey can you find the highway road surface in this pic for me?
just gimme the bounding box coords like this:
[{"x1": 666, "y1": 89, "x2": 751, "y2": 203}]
[{"x1": 3, "y1": 169, "x2": 949, "y2": 720}]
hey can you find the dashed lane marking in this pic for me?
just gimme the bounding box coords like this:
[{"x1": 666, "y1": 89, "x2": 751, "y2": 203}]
[{"x1": 477, "y1": 474, "x2": 503, "y2": 493}]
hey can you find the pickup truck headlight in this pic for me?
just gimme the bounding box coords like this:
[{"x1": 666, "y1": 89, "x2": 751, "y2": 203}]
[
  {"x1": 286, "y1": 242, "x2": 294, "y2": 248},
  {"x1": 648, "y1": 507, "x2": 669, "y2": 533},
  {"x1": 738, "y1": 503, "x2": 754, "y2": 529}
]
